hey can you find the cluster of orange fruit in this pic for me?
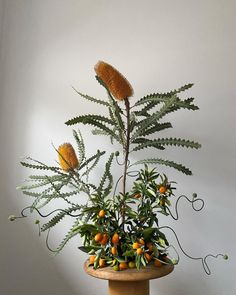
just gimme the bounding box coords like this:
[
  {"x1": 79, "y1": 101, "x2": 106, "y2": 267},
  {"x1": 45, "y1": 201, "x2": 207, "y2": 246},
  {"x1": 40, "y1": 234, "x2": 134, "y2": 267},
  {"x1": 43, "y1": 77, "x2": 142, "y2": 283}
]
[
  {"x1": 89, "y1": 233, "x2": 165, "y2": 271},
  {"x1": 94, "y1": 230, "x2": 119, "y2": 247}
]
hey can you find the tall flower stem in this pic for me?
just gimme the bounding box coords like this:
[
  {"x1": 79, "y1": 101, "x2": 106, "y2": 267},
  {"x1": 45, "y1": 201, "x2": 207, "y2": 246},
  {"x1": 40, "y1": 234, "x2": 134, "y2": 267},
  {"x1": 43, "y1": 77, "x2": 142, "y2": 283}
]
[{"x1": 121, "y1": 98, "x2": 130, "y2": 231}]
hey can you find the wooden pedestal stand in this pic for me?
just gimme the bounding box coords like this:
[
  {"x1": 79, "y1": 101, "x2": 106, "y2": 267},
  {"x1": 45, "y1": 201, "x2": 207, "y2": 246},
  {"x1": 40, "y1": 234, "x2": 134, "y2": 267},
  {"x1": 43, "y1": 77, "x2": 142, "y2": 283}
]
[{"x1": 84, "y1": 261, "x2": 174, "y2": 295}]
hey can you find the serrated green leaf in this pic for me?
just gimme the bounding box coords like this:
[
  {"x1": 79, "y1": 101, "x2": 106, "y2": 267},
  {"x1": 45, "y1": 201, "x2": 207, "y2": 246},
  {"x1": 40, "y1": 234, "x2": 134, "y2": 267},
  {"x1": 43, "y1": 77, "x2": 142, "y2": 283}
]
[
  {"x1": 135, "y1": 122, "x2": 173, "y2": 138},
  {"x1": 97, "y1": 153, "x2": 114, "y2": 197},
  {"x1": 131, "y1": 141, "x2": 165, "y2": 152},
  {"x1": 72, "y1": 86, "x2": 109, "y2": 107},
  {"x1": 131, "y1": 96, "x2": 178, "y2": 140},
  {"x1": 65, "y1": 115, "x2": 115, "y2": 127},
  {"x1": 20, "y1": 161, "x2": 61, "y2": 173},
  {"x1": 108, "y1": 96, "x2": 125, "y2": 145},
  {"x1": 66, "y1": 117, "x2": 121, "y2": 143},
  {"x1": 73, "y1": 129, "x2": 85, "y2": 163},
  {"x1": 132, "y1": 138, "x2": 201, "y2": 152},
  {"x1": 134, "y1": 83, "x2": 194, "y2": 107},
  {"x1": 131, "y1": 158, "x2": 192, "y2": 175}
]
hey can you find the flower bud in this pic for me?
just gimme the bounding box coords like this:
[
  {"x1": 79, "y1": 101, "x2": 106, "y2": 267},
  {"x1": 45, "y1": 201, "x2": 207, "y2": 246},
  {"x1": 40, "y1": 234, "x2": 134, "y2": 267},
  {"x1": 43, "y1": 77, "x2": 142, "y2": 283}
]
[
  {"x1": 8, "y1": 215, "x2": 16, "y2": 221},
  {"x1": 192, "y1": 193, "x2": 197, "y2": 198},
  {"x1": 223, "y1": 254, "x2": 229, "y2": 260}
]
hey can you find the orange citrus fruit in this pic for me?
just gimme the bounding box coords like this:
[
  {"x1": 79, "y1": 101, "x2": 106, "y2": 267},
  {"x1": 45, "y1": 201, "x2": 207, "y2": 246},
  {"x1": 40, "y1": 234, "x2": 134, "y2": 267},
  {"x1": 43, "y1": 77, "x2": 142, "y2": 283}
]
[
  {"x1": 147, "y1": 243, "x2": 154, "y2": 252},
  {"x1": 159, "y1": 186, "x2": 167, "y2": 194},
  {"x1": 111, "y1": 233, "x2": 119, "y2": 244},
  {"x1": 94, "y1": 232, "x2": 103, "y2": 242},
  {"x1": 99, "y1": 258, "x2": 106, "y2": 268},
  {"x1": 136, "y1": 248, "x2": 143, "y2": 255},
  {"x1": 119, "y1": 262, "x2": 128, "y2": 270},
  {"x1": 132, "y1": 242, "x2": 140, "y2": 249},
  {"x1": 111, "y1": 246, "x2": 118, "y2": 255},
  {"x1": 139, "y1": 238, "x2": 145, "y2": 245},
  {"x1": 89, "y1": 255, "x2": 96, "y2": 265},
  {"x1": 154, "y1": 259, "x2": 162, "y2": 267},
  {"x1": 98, "y1": 209, "x2": 106, "y2": 218},
  {"x1": 100, "y1": 233, "x2": 109, "y2": 245},
  {"x1": 144, "y1": 253, "x2": 152, "y2": 262}
]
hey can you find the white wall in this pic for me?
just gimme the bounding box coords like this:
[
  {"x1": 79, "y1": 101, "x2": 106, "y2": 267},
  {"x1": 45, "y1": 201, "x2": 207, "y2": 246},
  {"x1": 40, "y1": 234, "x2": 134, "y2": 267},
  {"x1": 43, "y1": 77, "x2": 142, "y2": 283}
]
[{"x1": 0, "y1": 1, "x2": 235, "y2": 294}]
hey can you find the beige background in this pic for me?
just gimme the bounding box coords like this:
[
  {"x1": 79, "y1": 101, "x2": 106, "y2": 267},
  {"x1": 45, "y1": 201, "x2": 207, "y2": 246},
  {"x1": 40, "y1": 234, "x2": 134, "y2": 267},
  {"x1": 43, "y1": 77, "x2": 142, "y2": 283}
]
[{"x1": 0, "y1": 1, "x2": 235, "y2": 294}]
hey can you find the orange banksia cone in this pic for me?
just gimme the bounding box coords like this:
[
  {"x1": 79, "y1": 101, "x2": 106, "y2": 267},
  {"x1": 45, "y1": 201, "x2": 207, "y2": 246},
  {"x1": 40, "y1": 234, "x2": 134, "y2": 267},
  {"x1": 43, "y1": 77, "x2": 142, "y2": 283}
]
[
  {"x1": 58, "y1": 143, "x2": 79, "y2": 172},
  {"x1": 94, "y1": 61, "x2": 133, "y2": 101}
]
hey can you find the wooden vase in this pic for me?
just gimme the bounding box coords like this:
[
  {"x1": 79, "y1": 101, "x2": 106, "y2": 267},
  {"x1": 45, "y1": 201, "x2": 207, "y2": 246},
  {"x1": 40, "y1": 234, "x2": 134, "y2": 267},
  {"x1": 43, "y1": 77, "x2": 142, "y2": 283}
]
[{"x1": 84, "y1": 261, "x2": 174, "y2": 295}]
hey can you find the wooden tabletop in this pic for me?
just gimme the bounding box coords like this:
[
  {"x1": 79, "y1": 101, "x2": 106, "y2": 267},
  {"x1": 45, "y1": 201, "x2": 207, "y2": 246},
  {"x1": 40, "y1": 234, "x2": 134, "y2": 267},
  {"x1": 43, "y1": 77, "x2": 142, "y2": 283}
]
[{"x1": 84, "y1": 261, "x2": 174, "y2": 281}]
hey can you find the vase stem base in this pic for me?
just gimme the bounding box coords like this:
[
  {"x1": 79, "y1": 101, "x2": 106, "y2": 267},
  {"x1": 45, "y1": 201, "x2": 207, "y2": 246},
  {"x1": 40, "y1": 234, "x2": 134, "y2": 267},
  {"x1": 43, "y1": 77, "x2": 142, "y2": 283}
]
[{"x1": 108, "y1": 279, "x2": 149, "y2": 295}]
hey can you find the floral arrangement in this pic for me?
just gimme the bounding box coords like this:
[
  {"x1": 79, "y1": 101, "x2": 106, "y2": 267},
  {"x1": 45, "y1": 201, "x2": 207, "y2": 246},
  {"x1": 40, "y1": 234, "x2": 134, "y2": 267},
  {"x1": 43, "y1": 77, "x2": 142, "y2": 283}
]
[{"x1": 10, "y1": 61, "x2": 227, "y2": 273}]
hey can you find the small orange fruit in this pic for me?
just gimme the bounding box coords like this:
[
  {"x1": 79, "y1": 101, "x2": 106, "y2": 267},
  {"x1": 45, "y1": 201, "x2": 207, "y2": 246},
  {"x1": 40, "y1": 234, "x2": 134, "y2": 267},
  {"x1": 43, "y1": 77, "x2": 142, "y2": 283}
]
[
  {"x1": 94, "y1": 233, "x2": 103, "y2": 243},
  {"x1": 128, "y1": 261, "x2": 136, "y2": 268},
  {"x1": 98, "y1": 209, "x2": 106, "y2": 218},
  {"x1": 144, "y1": 253, "x2": 152, "y2": 262},
  {"x1": 132, "y1": 242, "x2": 140, "y2": 249},
  {"x1": 100, "y1": 233, "x2": 109, "y2": 245},
  {"x1": 147, "y1": 243, "x2": 154, "y2": 252},
  {"x1": 159, "y1": 186, "x2": 167, "y2": 194},
  {"x1": 89, "y1": 255, "x2": 96, "y2": 265},
  {"x1": 139, "y1": 238, "x2": 145, "y2": 245},
  {"x1": 99, "y1": 258, "x2": 106, "y2": 268},
  {"x1": 136, "y1": 248, "x2": 143, "y2": 255},
  {"x1": 154, "y1": 259, "x2": 162, "y2": 267},
  {"x1": 111, "y1": 246, "x2": 118, "y2": 255},
  {"x1": 119, "y1": 262, "x2": 128, "y2": 270},
  {"x1": 134, "y1": 193, "x2": 141, "y2": 199},
  {"x1": 111, "y1": 233, "x2": 119, "y2": 244}
]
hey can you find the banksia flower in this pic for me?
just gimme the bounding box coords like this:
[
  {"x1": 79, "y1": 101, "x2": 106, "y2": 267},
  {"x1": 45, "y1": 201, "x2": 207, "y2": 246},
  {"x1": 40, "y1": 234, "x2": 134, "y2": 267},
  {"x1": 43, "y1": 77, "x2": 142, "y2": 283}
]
[
  {"x1": 58, "y1": 143, "x2": 79, "y2": 172},
  {"x1": 94, "y1": 61, "x2": 133, "y2": 101}
]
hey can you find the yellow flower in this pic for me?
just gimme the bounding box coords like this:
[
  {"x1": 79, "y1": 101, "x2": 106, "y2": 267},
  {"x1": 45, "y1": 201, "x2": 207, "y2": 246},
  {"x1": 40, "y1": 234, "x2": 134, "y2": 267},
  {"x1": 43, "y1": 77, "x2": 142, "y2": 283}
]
[
  {"x1": 94, "y1": 61, "x2": 133, "y2": 101},
  {"x1": 58, "y1": 143, "x2": 79, "y2": 172}
]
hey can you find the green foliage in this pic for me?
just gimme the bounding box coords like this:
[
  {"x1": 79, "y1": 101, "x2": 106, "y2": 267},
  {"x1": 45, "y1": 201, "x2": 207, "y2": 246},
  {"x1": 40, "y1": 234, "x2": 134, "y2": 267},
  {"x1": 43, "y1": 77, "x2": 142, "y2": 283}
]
[
  {"x1": 72, "y1": 86, "x2": 109, "y2": 107},
  {"x1": 107, "y1": 96, "x2": 125, "y2": 145},
  {"x1": 132, "y1": 138, "x2": 201, "y2": 152},
  {"x1": 135, "y1": 122, "x2": 173, "y2": 137},
  {"x1": 73, "y1": 129, "x2": 86, "y2": 163},
  {"x1": 131, "y1": 95, "x2": 178, "y2": 141},
  {"x1": 20, "y1": 160, "x2": 62, "y2": 173},
  {"x1": 134, "y1": 83, "x2": 194, "y2": 107},
  {"x1": 66, "y1": 114, "x2": 115, "y2": 127},
  {"x1": 131, "y1": 158, "x2": 192, "y2": 175},
  {"x1": 97, "y1": 153, "x2": 114, "y2": 197},
  {"x1": 66, "y1": 115, "x2": 121, "y2": 144}
]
